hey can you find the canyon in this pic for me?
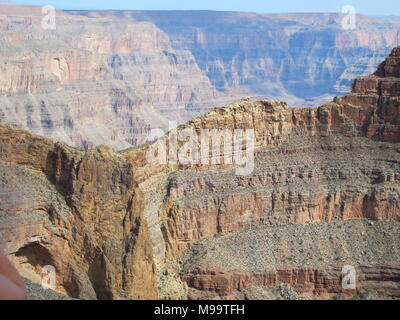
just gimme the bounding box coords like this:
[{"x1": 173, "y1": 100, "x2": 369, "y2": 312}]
[
  {"x1": 0, "y1": 32, "x2": 399, "y2": 300},
  {"x1": 0, "y1": 6, "x2": 233, "y2": 150},
  {"x1": 1, "y1": 6, "x2": 400, "y2": 152}
]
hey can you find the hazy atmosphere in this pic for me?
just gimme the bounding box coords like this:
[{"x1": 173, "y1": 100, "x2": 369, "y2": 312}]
[
  {"x1": 0, "y1": 0, "x2": 399, "y2": 306},
  {"x1": 5, "y1": 0, "x2": 400, "y2": 15}
]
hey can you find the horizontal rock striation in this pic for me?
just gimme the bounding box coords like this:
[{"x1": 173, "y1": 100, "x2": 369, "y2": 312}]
[
  {"x1": 135, "y1": 47, "x2": 400, "y2": 299},
  {"x1": 0, "y1": 44, "x2": 399, "y2": 300},
  {"x1": 2, "y1": 7, "x2": 400, "y2": 151},
  {"x1": 181, "y1": 220, "x2": 400, "y2": 299},
  {"x1": 0, "y1": 6, "x2": 233, "y2": 150},
  {"x1": 149, "y1": 47, "x2": 400, "y2": 263},
  {"x1": 114, "y1": 11, "x2": 400, "y2": 106}
]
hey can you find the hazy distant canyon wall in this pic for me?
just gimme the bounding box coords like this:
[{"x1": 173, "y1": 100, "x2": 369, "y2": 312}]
[
  {"x1": 0, "y1": 47, "x2": 399, "y2": 300},
  {"x1": 0, "y1": 6, "x2": 229, "y2": 150},
  {"x1": 1, "y1": 6, "x2": 400, "y2": 151},
  {"x1": 84, "y1": 11, "x2": 400, "y2": 105}
]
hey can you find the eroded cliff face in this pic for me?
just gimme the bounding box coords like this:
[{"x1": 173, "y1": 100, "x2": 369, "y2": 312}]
[
  {"x1": 0, "y1": 6, "x2": 233, "y2": 150},
  {"x1": 2, "y1": 7, "x2": 400, "y2": 152},
  {"x1": 99, "y1": 11, "x2": 400, "y2": 106},
  {"x1": 0, "y1": 44, "x2": 399, "y2": 300},
  {"x1": 133, "y1": 47, "x2": 400, "y2": 299},
  {"x1": 0, "y1": 124, "x2": 158, "y2": 299}
]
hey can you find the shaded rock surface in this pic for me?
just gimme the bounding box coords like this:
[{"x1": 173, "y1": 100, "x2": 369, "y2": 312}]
[
  {"x1": 0, "y1": 42, "x2": 399, "y2": 299},
  {"x1": 74, "y1": 10, "x2": 400, "y2": 107},
  {"x1": 0, "y1": 6, "x2": 234, "y2": 150},
  {"x1": 1, "y1": 7, "x2": 400, "y2": 151},
  {"x1": 0, "y1": 124, "x2": 158, "y2": 299}
]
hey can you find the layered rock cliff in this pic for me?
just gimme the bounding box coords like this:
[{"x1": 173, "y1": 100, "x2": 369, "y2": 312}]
[
  {"x1": 0, "y1": 124, "x2": 158, "y2": 299},
  {"x1": 134, "y1": 46, "x2": 400, "y2": 299},
  {"x1": 77, "y1": 10, "x2": 400, "y2": 107},
  {"x1": 1, "y1": 6, "x2": 400, "y2": 152},
  {"x1": 0, "y1": 33, "x2": 399, "y2": 299},
  {"x1": 0, "y1": 6, "x2": 233, "y2": 150}
]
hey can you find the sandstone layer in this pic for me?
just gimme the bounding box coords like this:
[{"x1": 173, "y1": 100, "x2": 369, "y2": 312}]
[
  {"x1": 75, "y1": 10, "x2": 400, "y2": 107},
  {"x1": 0, "y1": 6, "x2": 234, "y2": 150},
  {"x1": 0, "y1": 43, "x2": 399, "y2": 299},
  {"x1": 0, "y1": 124, "x2": 158, "y2": 299},
  {"x1": 1, "y1": 6, "x2": 400, "y2": 151},
  {"x1": 135, "y1": 47, "x2": 400, "y2": 299}
]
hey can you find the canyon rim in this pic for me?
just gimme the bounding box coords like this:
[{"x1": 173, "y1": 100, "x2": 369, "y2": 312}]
[{"x1": 0, "y1": 4, "x2": 399, "y2": 301}]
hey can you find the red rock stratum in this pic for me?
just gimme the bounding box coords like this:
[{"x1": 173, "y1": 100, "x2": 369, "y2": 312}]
[{"x1": 0, "y1": 46, "x2": 400, "y2": 300}]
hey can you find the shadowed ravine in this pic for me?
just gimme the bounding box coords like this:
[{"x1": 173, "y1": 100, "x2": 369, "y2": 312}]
[{"x1": 0, "y1": 44, "x2": 399, "y2": 299}]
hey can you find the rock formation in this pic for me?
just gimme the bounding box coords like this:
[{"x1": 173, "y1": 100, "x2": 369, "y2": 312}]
[
  {"x1": 144, "y1": 47, "x2": 400, "y2": 299},
  {"x1": 0, "y1": 6, "x2": 234, "y2": 150},
  {"x1": 75, "y1": 10, "x2": 400, "y2": 106},
  {"x1": 1, "y1": 6, "x2": 400, "y2": 151},
  {"x1": 0, "y1": 124, "x2": 158, "y2": 299},
  {"x1": 0, "y1": 8, "x2": 399, "y2": 299}
]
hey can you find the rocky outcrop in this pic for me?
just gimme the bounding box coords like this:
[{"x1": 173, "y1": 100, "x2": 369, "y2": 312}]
[
  {"x1": 0, "y1": 6, "x2": 233, "y2": 150},
  {"x1": 112, "y1": 11, "x2": 400, "y2": 106},
  {"x1": 135, "y1": 47, "x2": 400, "y2": 299},
  {"x1": 0, "y1": 42, "x2": 399, "y2": 300},
  {"x1": 2, "y1": 7, "x2": 400, "y2": 151},
  {"x1": 141, "y1": 47, "x2": 400, "y2": 265},
  {"x1": 0, "y1": 124, "x2": 158, "y2": 299}
]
